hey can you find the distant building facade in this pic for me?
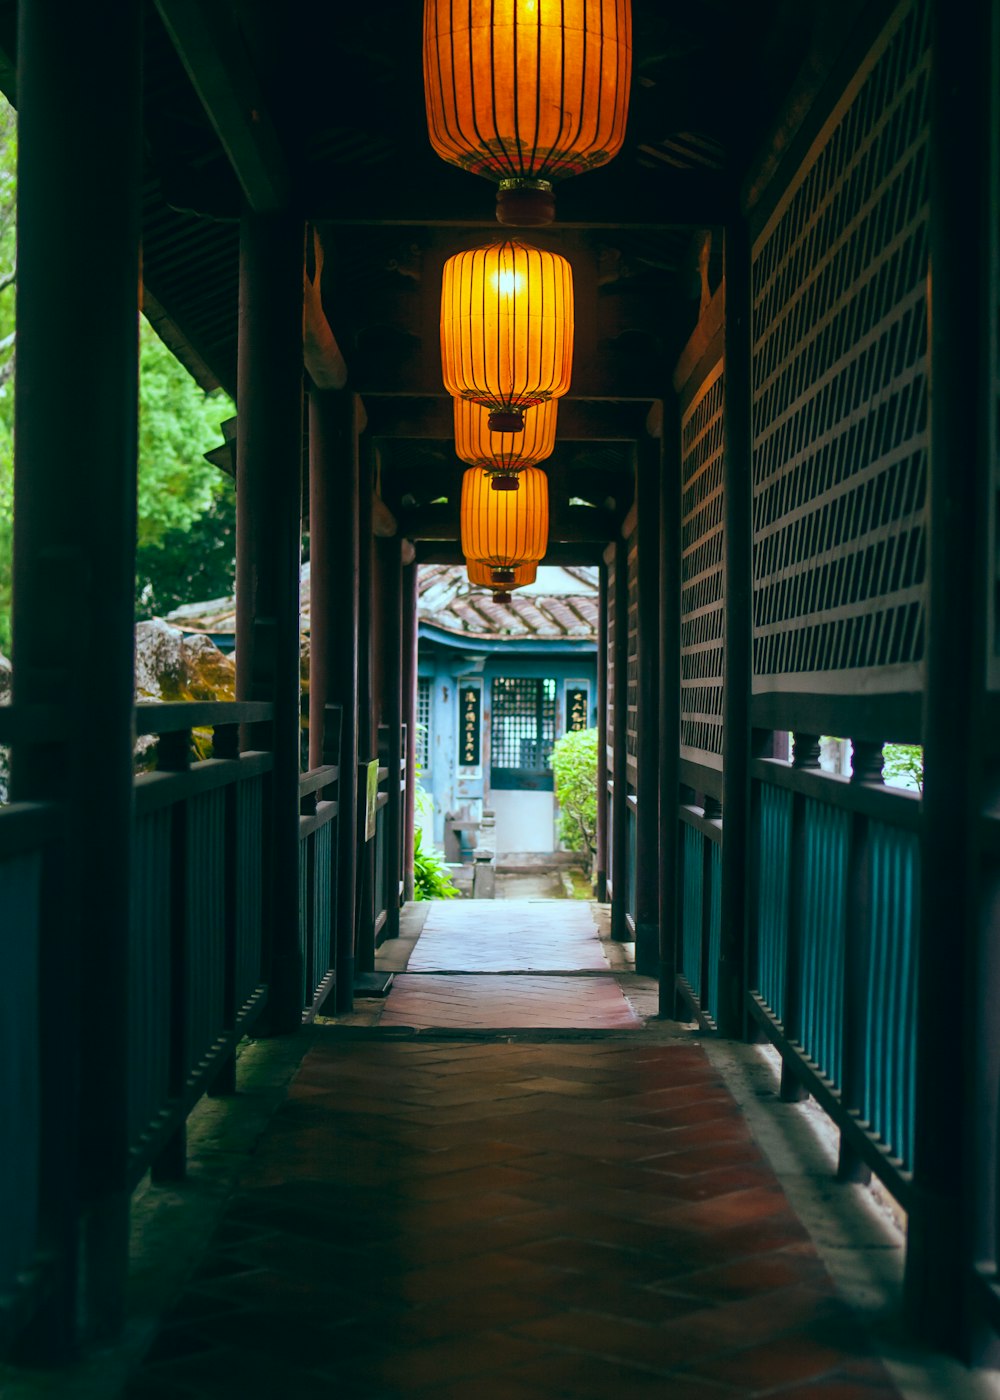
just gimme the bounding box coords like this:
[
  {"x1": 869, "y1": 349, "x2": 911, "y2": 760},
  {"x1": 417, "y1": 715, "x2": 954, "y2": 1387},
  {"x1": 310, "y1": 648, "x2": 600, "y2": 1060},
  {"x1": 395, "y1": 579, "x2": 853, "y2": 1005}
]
[{"x1": 417, "y1": 565, "x2": 598, "y2": 857}]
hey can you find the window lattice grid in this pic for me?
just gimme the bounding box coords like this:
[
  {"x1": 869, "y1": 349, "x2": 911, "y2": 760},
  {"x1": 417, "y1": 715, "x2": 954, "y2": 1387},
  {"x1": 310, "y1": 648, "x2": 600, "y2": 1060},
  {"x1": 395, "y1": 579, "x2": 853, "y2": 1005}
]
[
  {"x1": 681, "y1": 365, "x2": 725, "y2": 756},
  {"x1": 416, "y1": 678, "x2": 432, "y2": 771},
  {"x1": 490, "y1": 677, "x2": 556, "y2": 770},
  {"x1": 606, "y1": 560, "x2": 616, "y2": 737},
  {"x1": 751, "y1": 0, "x2": 930, "y2": 686},
  {"x1": 626, "y1": 536, "x2": 639, "y2": 758},
  {"x1": 985, "y1": 2, "x2": 991, "y2": 674}
]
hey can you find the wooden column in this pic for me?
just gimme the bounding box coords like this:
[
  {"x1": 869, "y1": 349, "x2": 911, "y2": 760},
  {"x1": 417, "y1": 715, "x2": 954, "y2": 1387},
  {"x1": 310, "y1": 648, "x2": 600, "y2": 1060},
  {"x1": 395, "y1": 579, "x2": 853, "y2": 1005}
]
[
  {"x1": 10, "y1": 0, "x2": 142, "y2": 1348},
  {"x1": 718, "y1": 219, "x2": 752, "y2": 1040},
  {"x1": 235, "y1": 211, "x2": 304, "y2": 1036},
  {"x1": 595, "y1": 560, "x2": 609, "y2": 901},
  {"x1": 354, "y1": 432, "x2": 376, "y2": 975},
  {"x1": 401, "y1": 555, "x2": 419, "y2": 902},
  {"x1": 634, "y1": 433, "x2": 661, "y2": 975},
  {"x1": 381, "y1": 539, "x2": 403, "y2": 939},
  {"x1": 906, "y1": 0, "x2": 986, "y2": 1352},
  {"x1": 308, "y1": 389, "x2": 360, "y2": 1013},
  {"x1": 610, "y1": 536, "x2": 630, "y2": 939},
  {"x1": 658, "y1": 399, "x2": 682, "y2": 1016}
]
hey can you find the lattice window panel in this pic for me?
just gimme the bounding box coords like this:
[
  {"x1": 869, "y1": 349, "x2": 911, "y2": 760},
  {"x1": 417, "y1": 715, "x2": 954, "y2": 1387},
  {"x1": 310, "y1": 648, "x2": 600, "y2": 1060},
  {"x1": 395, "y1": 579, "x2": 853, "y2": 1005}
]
[
  {"x1": 681, "y1": 362, "x2": 725, "y2": 757},
  {"x1": 625, "y1": 531, "x2": 639, "y2": 759},
  {"x1": 751, "y1": 0, "x2": 930, "y2": 691},
  {"x1": 491, "y1": 677, "x2": 556, "y2": 770},
  {"x1": 606, "y1": 556, "x2": 616, "y2": 737},
  {"x1": 416, "y1": 677, "x2": 432, "y2": 771},
  {"x1": 990, "y1": 3, "x2": 1000, "y2": 683}
]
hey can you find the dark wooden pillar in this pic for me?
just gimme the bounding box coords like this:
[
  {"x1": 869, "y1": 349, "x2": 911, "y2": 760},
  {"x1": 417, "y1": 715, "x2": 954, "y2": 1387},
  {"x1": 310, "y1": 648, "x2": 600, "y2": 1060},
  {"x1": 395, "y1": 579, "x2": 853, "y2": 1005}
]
[
  {"x1": 634, "y1": 432, "x2": 661, "y2": 975},
  {"x1": 658, "y1": 400, "x2": 681, "y2": 1016},
  {"x1": 595, "y1": 560, "x2": 609, "y2": 901},
  {"x1": 381, "y1": 539, "x2": 403, "y2": 938},
  {"x1": 354, "y1": 432, "x2": 376, "y2": 975},
  {"x1": 609, "y1": 536, "x2": 630, "y2": 939},
  {"x1": 718, "y1": 219, "x2": 752, "y2": 1040},
  {"x1": 10, "y1": 0, "x2": 142, "y2": 1348},
  {"x1": 308, "y1": 389, "x2": 360, "y2": 1013},
  {"x1": 401, "y1": 554, "x2": 419, "y2": 902},
  {"x1": 235, "y1": 211, "x2": 304, "y2": 1036},
  {"x1": 906, "y1": 0, "x2": 986, "y2": 1352}
]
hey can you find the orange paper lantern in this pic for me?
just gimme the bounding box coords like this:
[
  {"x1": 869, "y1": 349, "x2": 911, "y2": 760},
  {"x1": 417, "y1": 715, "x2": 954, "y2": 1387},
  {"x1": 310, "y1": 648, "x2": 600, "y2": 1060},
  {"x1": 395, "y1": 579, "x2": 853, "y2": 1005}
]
[
  {"x1": 454, "y1": 398, "x2": 557, "y2": 489},
  {"x1": 424, "y1": 0, "x2": 632, "y2": 225},
  {"x1": 441, "y1": 240, "x2": 573, "y2": 433},
  {"x1": 461, "y1": 464, "x2": 549, "y2": 582}
]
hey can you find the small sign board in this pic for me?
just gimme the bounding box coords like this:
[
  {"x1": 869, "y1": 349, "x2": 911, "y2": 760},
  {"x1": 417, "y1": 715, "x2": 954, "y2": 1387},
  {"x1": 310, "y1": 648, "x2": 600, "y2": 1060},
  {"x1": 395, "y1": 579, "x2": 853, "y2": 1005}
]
[
  {"x1": 459, "y1": 683, "x2": 482, "y2": 767},
  {"x1": 566, "y1": 686, "x2": 589, "y2": 733},
  {"x1": 364, "y1": 758, "x2": 379, "y2": 841}
]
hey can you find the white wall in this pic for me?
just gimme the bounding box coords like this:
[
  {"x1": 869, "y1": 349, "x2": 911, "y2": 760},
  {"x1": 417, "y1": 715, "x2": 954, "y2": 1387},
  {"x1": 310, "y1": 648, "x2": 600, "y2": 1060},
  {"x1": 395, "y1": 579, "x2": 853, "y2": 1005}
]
[{"x1": 491, "y1": 790, "x2": 555, "y2": 855}]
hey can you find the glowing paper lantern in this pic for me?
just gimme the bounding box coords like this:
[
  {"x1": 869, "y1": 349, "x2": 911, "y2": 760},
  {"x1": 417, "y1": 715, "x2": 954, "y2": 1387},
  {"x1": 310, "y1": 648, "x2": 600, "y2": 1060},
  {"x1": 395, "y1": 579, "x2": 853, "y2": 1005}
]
[
  {"x1": 441, "y1": 240, "x2": 573, "y2": 433},
  {"x1": 424, "y1": 0, "x2": 632, "y2": 225},
  {"x1": 455, "y1": 398, "x2": 557, "y2": 490},
  {"x1": 460, "y1": 464, "x2": 549, "y2": 582}
]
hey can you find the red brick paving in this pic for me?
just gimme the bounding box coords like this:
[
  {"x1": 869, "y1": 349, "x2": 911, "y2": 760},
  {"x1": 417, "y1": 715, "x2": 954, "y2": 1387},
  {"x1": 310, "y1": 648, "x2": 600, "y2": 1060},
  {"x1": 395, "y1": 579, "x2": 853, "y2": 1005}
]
[{"x1": 127, "y1": 1040, "x2": 902, "y2": 1400}]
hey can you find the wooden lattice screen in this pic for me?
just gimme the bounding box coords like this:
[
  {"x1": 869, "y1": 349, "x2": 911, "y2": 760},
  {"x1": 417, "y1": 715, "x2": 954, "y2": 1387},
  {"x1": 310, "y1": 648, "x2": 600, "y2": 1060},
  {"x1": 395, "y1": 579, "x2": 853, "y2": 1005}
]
[
  {"x1": 680, "y1": 361, "x2": 725, "y2": 763},
  {"x1": 625, "y1": 525, "x2": 639, "y2": 766},
  {"x1": 750, "y1": 0, "x2": 930, "y2": 698},
  {"x1": 606, "y1": 549, "x2": 616, "y2": 743}
]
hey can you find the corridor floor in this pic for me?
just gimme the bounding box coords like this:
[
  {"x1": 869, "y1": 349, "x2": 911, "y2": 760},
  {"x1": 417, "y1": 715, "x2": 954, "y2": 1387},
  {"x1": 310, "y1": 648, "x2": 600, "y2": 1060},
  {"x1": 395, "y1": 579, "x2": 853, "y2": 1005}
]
[
  {"x1": 381, "y1": 898, "x2": 640, "y2": 1030},
  {"x1": 117, "y1": 899, "x2": 915, "y2": 1400}
]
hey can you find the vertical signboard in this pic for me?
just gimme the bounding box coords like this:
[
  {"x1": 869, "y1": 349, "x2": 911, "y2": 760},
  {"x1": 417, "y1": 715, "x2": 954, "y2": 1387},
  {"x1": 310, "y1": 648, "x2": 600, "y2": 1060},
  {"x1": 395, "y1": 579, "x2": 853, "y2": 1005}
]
[
  {"x1": 458, "y1": 678, "x2": 483, "y2": 773},
  {"x1": 565, "y1": 682, "x2": 590, "y2": 733}
]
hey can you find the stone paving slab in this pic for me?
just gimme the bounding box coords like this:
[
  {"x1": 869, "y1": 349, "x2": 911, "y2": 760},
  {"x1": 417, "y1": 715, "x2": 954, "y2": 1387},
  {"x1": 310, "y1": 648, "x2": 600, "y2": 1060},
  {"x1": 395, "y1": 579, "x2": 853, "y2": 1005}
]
[{"x1": 408, "y1": 898, "x2": 608, "y2": 972}]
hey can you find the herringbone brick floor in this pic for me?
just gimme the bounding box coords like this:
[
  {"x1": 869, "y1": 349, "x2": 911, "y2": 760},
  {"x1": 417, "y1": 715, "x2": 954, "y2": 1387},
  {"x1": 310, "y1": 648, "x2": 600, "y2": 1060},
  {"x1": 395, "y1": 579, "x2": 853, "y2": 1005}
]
[{"x1": 124, "y1": 902, "x2": 903, "y2": 1399}]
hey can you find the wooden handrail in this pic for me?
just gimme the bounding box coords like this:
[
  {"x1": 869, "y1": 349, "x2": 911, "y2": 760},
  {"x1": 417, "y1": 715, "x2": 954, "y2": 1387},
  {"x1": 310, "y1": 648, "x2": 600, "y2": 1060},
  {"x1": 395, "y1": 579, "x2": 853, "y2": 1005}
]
[
  {"x1": 133, "y1": 700, "x2": 274, "y2": 736},
  {"x1": 298, "y1": 764, "x2": 339, "y2": 798}
]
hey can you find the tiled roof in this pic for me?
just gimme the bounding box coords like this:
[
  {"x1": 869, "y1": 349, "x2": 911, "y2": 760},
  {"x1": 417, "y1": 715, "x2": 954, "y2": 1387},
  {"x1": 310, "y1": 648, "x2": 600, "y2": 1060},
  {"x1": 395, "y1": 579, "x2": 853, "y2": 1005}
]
[
  {"x1": 418, "y1": 565, "x2": 597, "y2": 642},
  {"x1": 165, "y1": 562, "x2": 598, "y2": 644}
]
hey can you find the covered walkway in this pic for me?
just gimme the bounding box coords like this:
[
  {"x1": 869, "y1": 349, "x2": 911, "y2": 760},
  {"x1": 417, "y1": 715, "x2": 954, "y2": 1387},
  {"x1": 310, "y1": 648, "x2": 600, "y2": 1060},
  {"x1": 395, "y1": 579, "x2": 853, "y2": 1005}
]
[{"x1": 2, "y1": 0, "x2": 1000, "y2": 1386}]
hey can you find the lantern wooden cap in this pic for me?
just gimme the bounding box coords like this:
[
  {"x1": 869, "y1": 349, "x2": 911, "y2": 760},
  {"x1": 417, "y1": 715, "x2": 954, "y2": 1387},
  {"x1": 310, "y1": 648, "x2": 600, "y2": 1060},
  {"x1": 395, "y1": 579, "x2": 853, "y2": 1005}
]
[
  {"x1": 466, "y1": 559, "x2": 538, "y2": 589},
  {"x1": 496, "y1": 179, "x2": 556, "y2": 227},
  {"x1": 488, "y1": 408, "x2": 524, "y2": 433}
]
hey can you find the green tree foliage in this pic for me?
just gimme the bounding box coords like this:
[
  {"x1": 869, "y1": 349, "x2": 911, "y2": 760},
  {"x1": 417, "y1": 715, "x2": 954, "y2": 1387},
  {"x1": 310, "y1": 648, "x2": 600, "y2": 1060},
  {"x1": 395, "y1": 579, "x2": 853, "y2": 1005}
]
[
  {"x1": 0, "y1": 91, "x2": 236, "y2": 650},
  {"x1": 550, "y1": 726, "x2": 598, "y2": 871},
  {"x1": 882, "y1": 742, "x2": 924, "y2": 791},
  {"x1": 134, "y1": 319, "x2": 236, "y2": 619},
  {"x1": 412, "y1": 827, "x2": 458, "y2": 900}
]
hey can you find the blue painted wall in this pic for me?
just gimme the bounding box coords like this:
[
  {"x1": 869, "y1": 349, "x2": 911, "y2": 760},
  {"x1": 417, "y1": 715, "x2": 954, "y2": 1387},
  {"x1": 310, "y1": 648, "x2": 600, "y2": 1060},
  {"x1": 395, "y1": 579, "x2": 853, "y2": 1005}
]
[{"x1": 418, "y1": 627, "x2": 598, "y2": 851}]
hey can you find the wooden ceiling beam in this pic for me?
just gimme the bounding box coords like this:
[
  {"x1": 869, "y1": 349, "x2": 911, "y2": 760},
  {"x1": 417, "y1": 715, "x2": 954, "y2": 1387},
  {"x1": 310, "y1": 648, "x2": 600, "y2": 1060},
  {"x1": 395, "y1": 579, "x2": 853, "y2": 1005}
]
[
  {"x1": 365, "y1": 397, "x2": 652, "y2": 441},
  {"x1": 155, "y1": 0, "x2": 290, "y2": 212},
  {"x1": 396, "y1": 504, "x2": 617, "y2": 546},
  {"x1": 415, "y1": 541, "x2": 606, "y2": 567},
  {"x1": 311, "y1": 166, "x2": 734, "y2": 229}
]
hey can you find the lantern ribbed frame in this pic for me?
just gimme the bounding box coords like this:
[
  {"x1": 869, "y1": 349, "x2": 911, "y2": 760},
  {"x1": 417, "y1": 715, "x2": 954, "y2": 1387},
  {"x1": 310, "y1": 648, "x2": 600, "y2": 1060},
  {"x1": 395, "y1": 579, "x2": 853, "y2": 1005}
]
[
  {"x1": 466, "y1": 559, "x2": 537, "y2": 589},
  {"x1": 441, "y1": 240, "x2": 573, "y2": 428},
  {"x1": 454, "y1": 398, "x2": 557, "y2": 477},
  {"x1": 460, "y1": 464, "x2": 549, "y2": 567},
  {"x1": 423, "y1": 0, "x2": 632, "y2": 187}
]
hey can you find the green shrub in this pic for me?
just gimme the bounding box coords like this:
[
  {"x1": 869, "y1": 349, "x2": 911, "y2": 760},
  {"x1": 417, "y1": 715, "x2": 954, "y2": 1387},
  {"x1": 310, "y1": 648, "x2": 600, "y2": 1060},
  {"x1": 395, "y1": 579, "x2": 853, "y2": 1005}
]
[
  {"x1": 550, "y1": 726, "x2": 598, "y2": 873},
  {"x1": 413, "y1": 827, "x2": 458, "y2": 900}
]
